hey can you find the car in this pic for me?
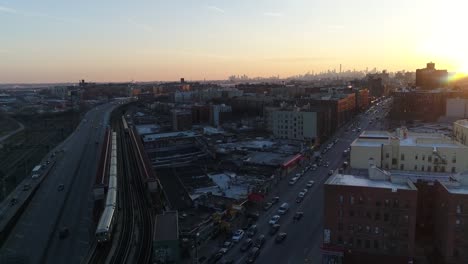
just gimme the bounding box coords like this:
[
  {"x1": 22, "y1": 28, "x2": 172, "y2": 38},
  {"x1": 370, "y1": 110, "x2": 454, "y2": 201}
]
[
  {"x1": 334, "y1": 138, "x2": 339, "y2": 144},
  {"x1": 208, "y1": 252, "x2": 224, "y2": 263},
  {"x1": 254, "y1": 234, "x2": 266, "y2": 248},
  {"x1": 269, "y1": 224, "x2": 280, "y2": 235},
  {"x1": 275, "y1": 233, "x2": 287, "y2": 243},
  {"x1": 59, "y1": 227, "x2": 69, "y2": 239},
  {"x1": 219, "y1": 241, "x2": 233, "y2": 254},
  {"x1": 46, "y1": 160, "x2": 50, "y2": 165},
  {"x1": 22, "y1": 184, "x2": 31, "y2": 191},
  {"x1": 321, "y1": 149, "x2": 327, "y2": 154},
  {"x1": 306, "y1": 180, "x2": 315, "y2": 188},
  {"x1": 302, "y1": 188, "x2": 308, "y2": 194},
  {"x1": 246, "y1": 247, "x2": 260, "y2": 263},
  {"x1": 271, "y1": 196, "x2": 280, "y2": 204},
  {"x1": 293, "y1": 212, "x2": 304, "y2": 221},
  {"x1": 269, "y1": 215, "x2": 280, "y2": 225},
  {"x1": 240, "y1": 238, "x2": 253, "y2": 252},
  {"x1": 246, "y1": 225, "x2": 257, "y2": 237},
  {"x1": 57, "y1": 184, "x2": 65, "y2": 191},
  {"x1": 312, "y1": 164, "x2": 318, "y2": 171},
  {"x1": 324, "y1": 162, "x2": 330, "y2": 167},
  {"x1": 263, "y1": 202, "x2": 273, "y2": 211},
  {"x1": 288, "y1": 177, "x2": 298, "y2": 185},
  {"x1": 296, "y1": 196, "x2": 303, "y2": 203},
  {"x1": 328, "y1": 170, "x2": 334, "y2": 176},
  {"x1": 232, "y1": 229, "x2": 245, "y2": 243},
  {"x1": 298, "y1": 192, "x2": 305, "y2": 198}
]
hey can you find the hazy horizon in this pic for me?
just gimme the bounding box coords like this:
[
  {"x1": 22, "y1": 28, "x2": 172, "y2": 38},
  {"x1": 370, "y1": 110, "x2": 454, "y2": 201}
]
[{"x1": 1, "y1": 0, "x2": 467, "y2": 83}]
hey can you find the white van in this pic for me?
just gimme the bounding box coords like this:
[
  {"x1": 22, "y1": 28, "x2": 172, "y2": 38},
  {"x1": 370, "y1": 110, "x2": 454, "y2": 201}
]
[
  {"x1": 289, "y1": 177, "x2": 298, "y2": 185},
  {"x1": 278, "y1": 203, "x2": 289, "y2": 215}
]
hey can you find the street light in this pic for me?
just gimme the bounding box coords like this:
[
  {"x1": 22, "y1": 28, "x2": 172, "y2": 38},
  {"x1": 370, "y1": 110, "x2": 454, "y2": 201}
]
[{"x1": 195, "y1": 232, "x2": 200, "y2": 264}]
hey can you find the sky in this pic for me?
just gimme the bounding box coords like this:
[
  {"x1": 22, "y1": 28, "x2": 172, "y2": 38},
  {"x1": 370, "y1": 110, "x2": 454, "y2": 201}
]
[{"x1": 0, "y1": 0, "x2": 467, "y2": 83}]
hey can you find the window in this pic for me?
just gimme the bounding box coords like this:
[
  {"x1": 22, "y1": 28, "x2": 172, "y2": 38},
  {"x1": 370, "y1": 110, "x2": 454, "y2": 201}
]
[
  {"x1": 403, "y1": 215, "x2": 409, "y2": 223},
  {"x1": 385, "y1": 164, "x2": 389, "y2": 169},
  {"x1": 339, "y1": 195, "x2": 344, "y2": 203},
  {"x1": 452, "y1": 167, "x2": 456, "y2": 173},
  {"x1": 384, "y1": 199, "x2": 390, "y2": 207},
  {"x1": 414, "y1": 165, "x2": 418, "y2": 170},
  {"x1": 392, "y1": 158, "x2": 397, "y2": 165},
  {"x1": 421, "y1": 165, "x2": 425, "y2": 171},
  {"x1": 374, "y1": 240, "x2": 379, "y2": 249},
  {"x1": 375, "y1": 212, "x2": 381, "y2": 220},
  {"x1": 384, "y1": 213, "x2": 389, "y2": 222},
  {"x1": 366, "y1": 212, "x2": 372, "y2": 219},
  {"x1": 348, "y1": 237, "x2": 354, "y2": 247},
  {"x1": 386, "y1": 153, "x2": 389, "y2": 158},
  {"x1": 338, "y1": 236, "x2": 343, "y2": 245},
  {"x1": 393, "y1": 199, "x2": 399, "y2": 208},
  {"x1": 401, "y1": 154, "x2": 405, "y2": 161},
  {"x1": 350, "y1": 196, "x2": 355, "y2": 205},
  {"x1": 422, "y1": 155, "x2": 425, "y2": 161},
  {"x1": 415, "y1": 154, "x2": 418, "y2": 160},
  {"x1": 400, "y1": 164, "x2": 404, "y2": 170},
  {"x1": 427, "y1": 166, "x2": 431, "y2": 172},
  {"x1": 339, "y1": 209, "x2": 343, "y2": 218},
  {"x1": 359, "y1": 196, "x2": 364, "y2": 204},
  {"x1": 452, "y1": 156, "x2": 457, "y2": 163},
  {"x1": 366, "y1": 226, "x2": 370, "y2": 233},
  {"x1": 349, "y1": 210, "x2": 354, "y2": 217},
  {"x1": 374, "y1": 227, "x2": 379, "y2": 234},
  {"x1": 428, "y1": 155, "x2": 432, "y2": 162},
  {"x1": 357, "y1": 239, "x2": 362, "y2": 247},
  {"x1": 338, "y1": 223, "x2": 343, "y2": 231},
  {"x1": 376, "y1": 201, "x2": 381, "y2": 207},
  {"x1": 441, "y1": 166, "x2": 445, "y2": 172},
  {"x1": 457, "y1": 205, "x2": 462, "y2": 214},
  {"x1": 434, "y1": 157, "x2": 439, "y2": 163},
  {"x1": 365, "y1": 240, "x2": 370, "y2": 249}
]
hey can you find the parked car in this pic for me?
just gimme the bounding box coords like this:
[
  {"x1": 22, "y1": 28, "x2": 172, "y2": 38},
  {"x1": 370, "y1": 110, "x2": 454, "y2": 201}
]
[
  {"x1": 277, "y1": 203, "x2": 289, "y2": 214},
  {"x1": 246, "y1": 225, "x2": 258, "y2": 237},
  {"x1": 57, "y1": 184, "x2": 65, "y2": 191},
  {"x1": 232, "y1": 229, "x2": 245, "y2": 243},
  {"x1": 219, "y1": 241, "x2": 233, "y2": 254},
  {"x1": 263, "y1": 202, "x2": 273, "y2": 211},
  {"x1": 269, "y1": 215, "x2": 280, "y2": 225},
  {"x1": 254, "y1": 234, "x2": 266, "y2": 248},
  {"x1": 288, "y1": 177, "x2": 298, "y2": 185},
  {"x1": 275, "y1": 233, "x2": 287, "y2": 243},
  {"x1": 306, "y1": 180, "x2": 315, "y2": 188},
  {"x1": 269, "y1": 224, "x2": 280, "y2": 235},
  {"x1": 246, "y1": 247, "x2": 260, "y2": 263},
  {"x1": 240, "y1": 238, "x2": 253, "y2": 252},
  {"x1": 271, "y1": 196, "x2": 280, "y2": 204},
  {"x1": 328, "y1": 170, "x2": 334, "y2": 176},
  {"x1": 296, "y1": 196, "x2": 303, "y2": 203},
  {"x1": 298, "y1": 192, "x2": 305, "y2": 198},
  {"x1": 293, "y1": 212, "x2": 304, "y2": 221}
]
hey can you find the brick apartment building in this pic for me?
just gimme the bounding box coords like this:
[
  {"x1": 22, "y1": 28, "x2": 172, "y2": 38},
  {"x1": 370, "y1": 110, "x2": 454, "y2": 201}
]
[
  {"x1": 324, "y1": 165, "x2": 468, "y2": 264},
  {"x1": 323, "y1": 166, "x2": 418, "y2": 264}
]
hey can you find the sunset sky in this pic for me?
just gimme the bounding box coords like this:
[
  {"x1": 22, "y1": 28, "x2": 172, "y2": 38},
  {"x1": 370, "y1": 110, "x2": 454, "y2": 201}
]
[{"x1": 0, "y1": 0, "x2": 467, "y2": 83}]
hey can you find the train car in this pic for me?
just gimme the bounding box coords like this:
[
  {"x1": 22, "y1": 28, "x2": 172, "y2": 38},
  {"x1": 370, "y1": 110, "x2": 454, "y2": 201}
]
[
  {"x1": 95, "y1": 206, "x2": 116, "y2": 243},
  {"x1": 108, "y1": 174, "x2": 117, "y2": 190},
  {"x1": 122, "y1": 116, "x2": 129, "y2": 133},
  {"x1": 105, "y1": 188, "x2": 117, "y2": 208}
]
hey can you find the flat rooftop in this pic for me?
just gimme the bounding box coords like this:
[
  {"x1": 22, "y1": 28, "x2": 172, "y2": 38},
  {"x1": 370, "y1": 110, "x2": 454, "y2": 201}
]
[
  {"x1": 326, "y1": 174, "x2": 416, "y2": 191},
  {"x1": 454, "y1": 119, "x2": 468, "y2": 128},
  {"x1": 352, "y1": 130, "x2": 466, "y2": 148},
  {"x1": 154, "y1": 211, "x2": 179, "y2": 241},
  {"x1": 143, "y1": 131, "x2": 198, "y2": 142},
  {"x1": 135, "y1": 124, "x2": 161, "y2": 135}
]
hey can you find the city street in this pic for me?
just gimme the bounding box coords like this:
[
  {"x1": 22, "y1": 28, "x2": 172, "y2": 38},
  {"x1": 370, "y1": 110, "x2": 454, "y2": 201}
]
[{"x1": 214, "y1": 98, "x2": 392, "y2": 264}]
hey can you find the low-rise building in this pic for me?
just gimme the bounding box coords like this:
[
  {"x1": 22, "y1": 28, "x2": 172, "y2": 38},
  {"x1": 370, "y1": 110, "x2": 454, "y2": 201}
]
[
  {"x1": 350, "y1": 127, "x2": 468, "y2": 173},
  {"x1": 453, "y1": 119, "x2": 468, "y2": 146},
  {"x1": 265, "y1": 106, "x2": 319, "y2": 142}
]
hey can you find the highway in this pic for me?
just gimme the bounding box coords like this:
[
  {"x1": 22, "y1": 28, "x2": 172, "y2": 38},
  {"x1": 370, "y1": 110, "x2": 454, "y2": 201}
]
[
  {"x1": 218, "y1": 98, "x2": 392, "y2": 264},
  {"x1": 0, "y1": 102, "x2": 120, "y2": 264}
]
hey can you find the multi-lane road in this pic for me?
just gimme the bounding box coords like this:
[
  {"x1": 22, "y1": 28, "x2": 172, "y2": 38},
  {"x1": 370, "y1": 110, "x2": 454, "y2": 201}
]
[
  {"x1": 0, "y1": 102, "x2": 120, "y2": 264},
  {"x1": 218, "y1": 98, "x2": 392, "y2": 264}
]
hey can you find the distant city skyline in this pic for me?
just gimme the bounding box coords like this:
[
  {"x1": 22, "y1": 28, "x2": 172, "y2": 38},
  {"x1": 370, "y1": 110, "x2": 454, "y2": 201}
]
[{"x1": 0, "y1": 0, "x2": 467, "y2": 83}]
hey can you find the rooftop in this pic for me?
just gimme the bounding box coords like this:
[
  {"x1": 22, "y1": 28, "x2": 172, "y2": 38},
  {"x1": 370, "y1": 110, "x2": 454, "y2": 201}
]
[
  {"x1": 154, "y1": 211, "x2": 179, "y2": 241},
  {"x1": 326, "y1": 173, "x2": 416, "y2": 191},
  {"x1": 142, "y1": 130, "x2": 198, "y2": 142},
  {"x1": 454, "y1": 119, "x2": 468, "y2": 128},
  {"x1": 135, "y1": 124, "x2": 161, "y2": 135},
  {"x1": 352, "y1": 128, "x2": 466, "y2": 149}
]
